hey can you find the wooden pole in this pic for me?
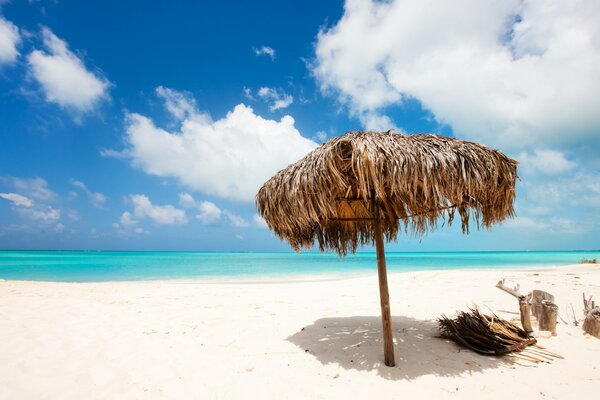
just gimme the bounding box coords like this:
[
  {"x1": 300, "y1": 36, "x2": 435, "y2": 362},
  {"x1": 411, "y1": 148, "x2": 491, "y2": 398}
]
[{"x1": 372, "y1": 198, "x2": 395, "y2": 367}]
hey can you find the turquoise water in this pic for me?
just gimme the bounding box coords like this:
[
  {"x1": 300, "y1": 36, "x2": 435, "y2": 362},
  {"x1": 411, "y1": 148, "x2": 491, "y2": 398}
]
[{"x1": 0, "y1": 250, "x2": 598, "y2": 282}]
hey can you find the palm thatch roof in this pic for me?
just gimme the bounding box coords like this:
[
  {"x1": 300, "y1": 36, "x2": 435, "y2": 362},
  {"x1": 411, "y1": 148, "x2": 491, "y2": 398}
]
[{"x1": 256, "y1": 131, "x2": 518, "y2": 255}]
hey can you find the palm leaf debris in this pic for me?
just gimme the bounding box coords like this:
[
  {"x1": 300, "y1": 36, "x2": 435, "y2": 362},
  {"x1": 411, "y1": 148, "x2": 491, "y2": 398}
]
[{"x1": 438, "y1": 308, "x2": 562, "y2": 363}]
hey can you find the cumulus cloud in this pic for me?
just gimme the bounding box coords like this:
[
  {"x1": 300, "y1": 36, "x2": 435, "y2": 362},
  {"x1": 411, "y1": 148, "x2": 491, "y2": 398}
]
[
  {"x1": 257, "y1": 87, "x2": 294, "y2": 111},
  {"x1": 178, "y1": 192, "x2": 196, "y2": 208},
  {"x1": 0, "y1": 192, "x2": 33, "y2": 207},
  {"x1": 178, "y1": 192, "x2": 222, "y2": 225},
  {"x1": 178, "y1": 192, "x2": 252, "y2": 227},
  {"x1": 27, "y1": 27, "x2": 109, "y2": 112},
  {"x1": 128, "y1": 194, "x2": 187, "y2": 225},
  {"x1": 70, "y1": 179, "x2": 107, "y2": 208},
  {"x1": 196, "y1": 201, "x2": 222, "y2": 225},
  {"x1": 254, "y1": 45, "x2": 275, "y2": 60},
  {"x1": 123, "y1": 87, "x2": 317, "y2": 202},
  {"x1": 223, "y1": 210, "x2": 249, "y2": 227},
  {"x1": 0, "y1": 16, "x2": 20, "y2": 64},
  {"x1": 314, "y1": 0, "x2": 600, "y2": 150},
  {"x1": 359, "y1": 112, "x2": 398, "y2": 132}
]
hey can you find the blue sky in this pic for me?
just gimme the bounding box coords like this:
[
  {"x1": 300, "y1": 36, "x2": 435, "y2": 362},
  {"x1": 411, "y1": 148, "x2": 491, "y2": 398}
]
[{"x1": 0, "y1": 0, "x2": 598, "y2": 251}]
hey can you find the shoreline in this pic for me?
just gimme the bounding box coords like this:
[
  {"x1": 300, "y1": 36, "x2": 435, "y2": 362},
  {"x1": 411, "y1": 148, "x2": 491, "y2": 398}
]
[{"x1": 0, "y1": 262, "x2": 593, "y2": 285}]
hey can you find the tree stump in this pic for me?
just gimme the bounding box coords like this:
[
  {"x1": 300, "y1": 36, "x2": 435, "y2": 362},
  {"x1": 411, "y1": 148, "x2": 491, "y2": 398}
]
[
  {"x1": 538, "y1": 300, "x2": 558, "y2": 336},
  {"x1": 518, "y1": 296, "x2": 533, "y2": 334},
  {"x1": 583, "y1": 293, "x2": 600, "y2": 339},
  {"x1": 530, "y1": 290, "x2": 555, "y2": 320},
  {"x1": 496, "y1": 280, "x2": 533, "y2": 334}
]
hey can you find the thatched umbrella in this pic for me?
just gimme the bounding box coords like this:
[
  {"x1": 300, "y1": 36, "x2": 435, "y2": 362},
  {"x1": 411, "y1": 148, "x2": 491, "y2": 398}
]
[{"x1": 256, "y1": 131, "x2": 518, "y2": 367}]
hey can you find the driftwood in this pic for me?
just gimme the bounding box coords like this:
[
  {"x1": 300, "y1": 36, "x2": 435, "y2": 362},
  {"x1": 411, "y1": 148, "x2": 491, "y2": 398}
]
[
  {"x1": 530, "y1": 290, "x2": 555, "y2": 320},
  {"x1": 538, "y1": 300, "x2": 558, "y2": 336},
  {"x1": 583, "y1": 293, "x2": 600, "y2": 338},
  {"x1": 519, "y1": 297, "x2": 533, "y2": 335},
  {"x1": 496, "y1": 280, "x2": 533, "y2": 333}
]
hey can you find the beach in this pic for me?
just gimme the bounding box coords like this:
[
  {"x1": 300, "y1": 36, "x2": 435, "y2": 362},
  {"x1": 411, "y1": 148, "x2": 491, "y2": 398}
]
[{"x1": 1, "y1": 264, "x2": 599, "y2": 399}]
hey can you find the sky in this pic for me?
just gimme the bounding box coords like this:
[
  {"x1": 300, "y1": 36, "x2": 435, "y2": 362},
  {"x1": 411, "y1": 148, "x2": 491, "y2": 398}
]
[{"x1": 0, "y1": 0, "x2": 598, "y2": 251}]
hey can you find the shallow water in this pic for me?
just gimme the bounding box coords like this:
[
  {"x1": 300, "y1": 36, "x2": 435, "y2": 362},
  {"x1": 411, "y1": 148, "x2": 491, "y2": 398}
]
[{"x1": 0, "y1": 250, "x2": 598, "y2": 282}]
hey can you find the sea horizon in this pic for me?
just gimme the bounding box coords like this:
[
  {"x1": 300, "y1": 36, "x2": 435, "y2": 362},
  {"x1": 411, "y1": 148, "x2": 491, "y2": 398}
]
[{"x1": 1, "y1": 249, "x2": 598, "y2": 283}]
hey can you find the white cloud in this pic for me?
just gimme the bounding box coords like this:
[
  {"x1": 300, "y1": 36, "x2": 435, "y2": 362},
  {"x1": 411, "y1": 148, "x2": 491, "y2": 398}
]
[
  {"x1": 520, "y1": 170, "x2": 600, "y2": 211},
  {"x1": 119, "y1": 211, "x2": 138, "y2": 226},
  {"x1": 504, "y1": 216, "x2": 549, "y2": 230},
  {"x1": 257, "y1": 87, "x2": 293, "y2": 111},
  {"x1": 178, "y1": 192, "x2": 197, "y2": 208},
  {"x1": 70, "y1": 179, "x2": 107, "y2": 208},
  {"x1": 17, "y1": 205, "x2": 60, "y2": 223},
  {"x1": 224, "y1": 210, "x2": 249, "y2": 227},
  {"x1": 503, "y1": 215, "x2": 581, "y2": 234},
  {"x1": 0, "y1": 192, "x2": 33, "y2": 207},
  {"x1": 27, "y1": 27, "x2": 109, "y2": 112},
  {"x1": 314, "y1": 131, "x2": 328, "y2": 142},
  {"x1": 0, "y1": 16, "x2": 20, "y2": 64},
  {"x1": 518, "y1": 149, "x2": 576, "y2": 175},
  {"x1": 1, "y1": 176, "x2": 55, "y2": 200},
  {"x1": 253, "y1": 213, "x2": 268, "y2": 229},
  {"x1": 65, "y1": 209, "x2": 80, "y2": 221},
  {"x1": 196, "y1": 201, "x2": 221, "y2": 225},
  {"x1": 156, "y1": 86, "x2": 196, "y2": 121},
  {"x1": 124, "y1": 87, "x2": 317, "y2": 202},
  {"x1": 0, "y1": 178, "x2": 62, "y2": 224},
  {"x1": 129, "y1": 194, "x2": 187, "y2": 225},
  {"x1": 314, "y1": 0, "x2": 600, "y2": 150},
  {"x1": 359, "y1": 112, "x2": 398, "y2": 132},
  {"x1": 99, "y1": 148, "x2": 131, "y2": 159},
  {"x1": 243, "y1": 87, "x2": 254, "y2": 100},
  {"x1": 178, "y1": 192, "x2": 222, "y2": 225},
  {"x1": 254, "y1": 45, "x2": 275, "y2": 60}
]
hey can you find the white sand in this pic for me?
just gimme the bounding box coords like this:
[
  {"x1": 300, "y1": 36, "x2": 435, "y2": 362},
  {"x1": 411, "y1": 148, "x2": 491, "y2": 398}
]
[{"x1": 1, "y1": 264, "x2": 599, "y2": 399}]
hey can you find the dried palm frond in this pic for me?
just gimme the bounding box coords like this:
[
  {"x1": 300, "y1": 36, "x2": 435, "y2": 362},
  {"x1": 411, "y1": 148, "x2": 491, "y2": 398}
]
[
  {"x1": 256, "y1": 131, "x2": 517, "y2": 256},
  {"x1": 438, "y1": 308, "x2": 562, "y2": 362}
]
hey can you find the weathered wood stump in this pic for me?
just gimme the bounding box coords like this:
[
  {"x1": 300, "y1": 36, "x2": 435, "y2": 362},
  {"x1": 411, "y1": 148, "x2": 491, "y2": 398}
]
[
  {"x1": 538, "y1": 300, "x2": 558, "y2": 336},
  {"x1": 583, "y1": 293, "x2": 600, "y2": 339},
  {"x1": 530, "y1": 290, "x2": 555, "y2": 320},
  {"x1": 496, "y1": 280, "x2": 533, "y2": 334},
  {"x1": 519, "y1": 296, "x2": 533, "y2": 334}
]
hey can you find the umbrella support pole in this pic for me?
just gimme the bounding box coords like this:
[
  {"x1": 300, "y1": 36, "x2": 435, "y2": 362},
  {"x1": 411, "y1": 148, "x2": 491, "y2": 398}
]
[{"x1": 373, "y1": 211, "x2": 396, "y2": 367}]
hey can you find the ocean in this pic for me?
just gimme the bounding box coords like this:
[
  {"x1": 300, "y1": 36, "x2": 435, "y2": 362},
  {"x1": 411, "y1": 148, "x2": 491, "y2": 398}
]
[{"x1": 0, "y1": 250, "x2": 598, "y2": 282}]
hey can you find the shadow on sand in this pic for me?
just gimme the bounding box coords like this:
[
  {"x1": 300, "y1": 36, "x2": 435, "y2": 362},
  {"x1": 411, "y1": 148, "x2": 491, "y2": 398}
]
[{"x1": 287, "y1": 316, "x2": 511, "y2": 380}]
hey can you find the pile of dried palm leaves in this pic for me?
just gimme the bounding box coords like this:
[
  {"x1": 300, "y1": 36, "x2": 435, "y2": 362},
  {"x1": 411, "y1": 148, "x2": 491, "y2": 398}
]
[{"x1": 438, "y1": 308, "x2": 562, "y2": 363}]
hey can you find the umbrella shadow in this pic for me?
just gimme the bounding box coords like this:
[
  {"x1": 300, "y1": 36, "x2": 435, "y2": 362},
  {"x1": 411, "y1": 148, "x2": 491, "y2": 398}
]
[{"x1": 287, "y1": 316, "x2": 510, "y2": 380}]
